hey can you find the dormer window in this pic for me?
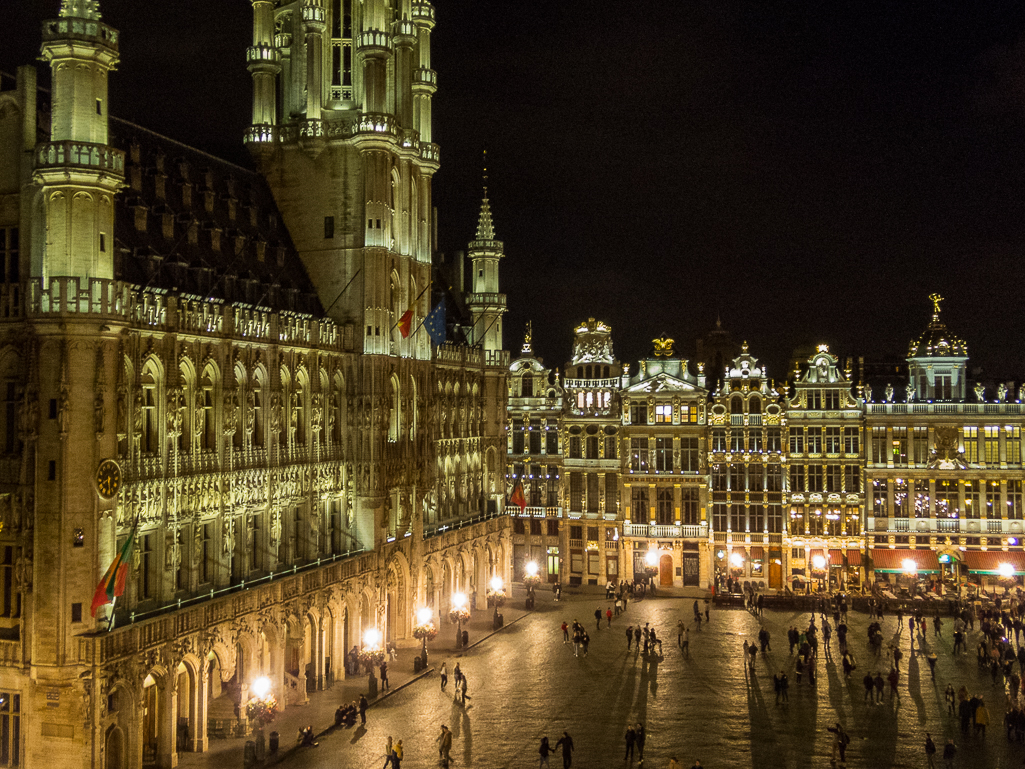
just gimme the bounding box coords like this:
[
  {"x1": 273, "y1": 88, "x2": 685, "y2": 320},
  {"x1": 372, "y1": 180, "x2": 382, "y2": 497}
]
[
  {"x1": 654, "y1": 404, "x2": 671, "y2": 423},
  {"x1": 935, "y1": 375, "x2": 952, "y2": 400}
]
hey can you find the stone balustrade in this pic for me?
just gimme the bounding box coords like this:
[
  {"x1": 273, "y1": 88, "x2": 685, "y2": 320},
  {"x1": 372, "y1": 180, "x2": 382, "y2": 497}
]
[{"x1": 36, "y1": 140, "x2": 125, "y2": 176}]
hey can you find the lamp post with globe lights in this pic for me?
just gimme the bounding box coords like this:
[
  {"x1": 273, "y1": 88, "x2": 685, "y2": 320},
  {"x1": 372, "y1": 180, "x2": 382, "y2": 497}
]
[
  {"x1": 449, "y1": 592, "x2": 471, "y2": 648},
  {"x1": 811, "y1": 554, "x2": 827, "y2": 594},
  {"x1": 644, "y1": 549, "x2": 659, "y2": 593},
  {"x1": 412, "y1": 607, "x2": 438, "y2": 671},
  {"x1": 245, "y1": 675, "x2": 278, "y2": 757},
  {"x1": 359, "y1": 627, "x2": 386, "y2": 696},
  {"x1": 523, "y1": 561, "x2": 542, "y2": 609},
  {"x1": 902, "y1": 558, "x2": 919, "y2": 596},
  {"x1": 487, "y1": 575, "x2": 506, "y2": 628}
]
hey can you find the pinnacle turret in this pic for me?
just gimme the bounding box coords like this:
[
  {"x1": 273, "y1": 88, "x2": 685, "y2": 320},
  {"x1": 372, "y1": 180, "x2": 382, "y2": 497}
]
[
  {"x1": 60, "y1": 0, "x2": 102, "y2": 19},
  {"x1": 475, "y1": 194, "x2": 496, "y2": 242}
]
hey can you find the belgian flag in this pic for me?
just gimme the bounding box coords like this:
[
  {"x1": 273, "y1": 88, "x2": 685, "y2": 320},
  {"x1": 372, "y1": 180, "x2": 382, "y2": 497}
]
[{"x1": 90, "y1": 519, "x2": 139, "y2": 617}]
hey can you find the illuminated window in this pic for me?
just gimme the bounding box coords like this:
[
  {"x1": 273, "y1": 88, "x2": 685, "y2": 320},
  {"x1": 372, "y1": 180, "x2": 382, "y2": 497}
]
[
  {"x1": 654, "y1": 404, "x2": 672, "y2": 423},
  {"x1": 891, "y1": 427, "x2": 907, "y2": 466},
  {"x1": 789, "y1": 430, "x2": 804, "y2": 454},
  {"x1": 963, "y1": 480, "x2": 980, "y2": 519},
  {"x1": 789, "y1": 465, "x2": 805, "y2": 493},
  {"x1": 912, "y1": 427, "x2": 928, "y2": 464},
  {"x1": 806, "y1": 428, "x2": 822, "y2": 454},
  {"x1": 1008, "y1": 480, "x2": 1023, "y2": 520},
  {"x1": 843, "y1": 427, "x2": 859, "y2": 455},
  {"x1": 1007, "y1": 426, "x2": 1021, "y2": 464},
  {"x1": 807, "y1": 465, "x2": 824, "y2": 492},
  {"x1": 630, "y1": 438, "x2": 648, "y2": 472},
  {"x1": 654, "y1": 438, "x2": 672, "y2": 472},
  {"x1": 962, "y1": 426, "x2": 978, "y2": 464},
  {"x1": 983, "y1": 426, "x2": 999, "y2": 464},
  {"x1": 825, "y1": 427, "x2": 841, "y2": 454},
  {"x1": 712, "y1": 429, "x2": 727, "y2": 452}
]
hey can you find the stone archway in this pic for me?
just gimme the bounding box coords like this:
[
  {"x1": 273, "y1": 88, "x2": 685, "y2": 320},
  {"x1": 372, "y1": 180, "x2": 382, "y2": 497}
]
[{"x1": 104, "y1": 724, "x2": 125, "y2": 769}]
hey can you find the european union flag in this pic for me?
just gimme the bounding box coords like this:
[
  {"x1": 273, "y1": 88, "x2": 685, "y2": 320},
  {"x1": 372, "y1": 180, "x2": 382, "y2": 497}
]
[{"x1": 424, "y1": 300, "x2": 446, "y2": 345}]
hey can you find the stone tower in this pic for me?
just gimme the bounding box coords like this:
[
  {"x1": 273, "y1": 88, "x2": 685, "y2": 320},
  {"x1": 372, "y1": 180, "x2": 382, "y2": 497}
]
[
  {"x1": 466, "y1": 179, "x2": 507, "y2": 354},
  {"x1": 29, "y1": 1, "x2": 126, "y2": 765}
]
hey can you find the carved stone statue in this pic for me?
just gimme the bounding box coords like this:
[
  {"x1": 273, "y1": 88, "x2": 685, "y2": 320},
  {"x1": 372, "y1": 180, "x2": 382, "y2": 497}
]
[
  {"x1": 974, "y1": 383, "x2": 985, "y2": 402},
  {"x1": 905, "y1": 382, "x2": 915, "y2": 403},
  {"x1": 94, "y1": 392, "x2": 105, "y2": 436},
  {"x1": 998, "y1": 383, "x2": 1009, "y2": 403},
  {"x1": 884, "y1": 383, "x2": 894, "y2": 403}
]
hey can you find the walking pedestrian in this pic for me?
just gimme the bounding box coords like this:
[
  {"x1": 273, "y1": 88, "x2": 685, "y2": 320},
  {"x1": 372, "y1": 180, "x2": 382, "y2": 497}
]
[
  {"x1": 538, "y1": 736, "x2": 553, "y2": 769},
  {"x1": 635, "y1": 723, "x2": 646, "y2": 762},
  {"x1": 975, "y1": 698, "x2": 989, "y2": 738},
  {"x1": 392, "y1": 740, "x2": 403, "y2": 768},
  {"x1": 873, "y1": 672, "x2": 885, "y2": 704},
  {"x1": 634, "y1": 625, "x2": 642, "y2": 650},
  {"x1": 927, "y1": 652, "x2": 937, "y2": 679},
  {"x1": 863, "y1": 673, "x2": 874, "y2": 703},
  {"x1": 887, "y1": 667, "x2": 900, "y2": 702},
  {"x1": 562, "y1": 622, "x2": 570, "y2": 643},
  {"x1": 773, "y1": 671, "x2": 783, "y2": 704},
  {"x1": 460, "y1": 674, "x2": 470, "y2": 701},
  {"x1": 440, "y1": 662, "x2": 448, "y2": 691},
  {"x1": 454, "y1": 663, "x2": 462, "y2": 689},
  {"x1": 780, "y1": 671, "x2": 789, "y2": 702},
  {"x1": 624, "y1": 725, "x2": 636, "y2": 762},
  {"x1": 555, "y1": 731, "x2": 574, "y2": 768},
  {"x1": 944, "y1": 684, "x2": 955, "y2": 715},
  {"x1": 359, "y1": 694, "x2": 368, "y2": 725},
  {"x1": 681, "y1": 626, "x2": 690, "y2": 657},
  {"x1": 826, "y1": 723, "x2": 849, "y2": 764},
  {"x1": 437, "y1": 725, "x2": 453, "y2": 763},
  {"x1": 607, "y1": 607, "x2": 613, "y2": 627},
  {"x1": 942, "y1": 739, "x2": 957, "y2": 769},
  {"x1": 627, "y1": 625, "x2": 634, "y2": 650},
  {"x1": 704, "y1": 599, "x2": 710, "y2": 623},
  {"x1": 379, "y1": 660, "x2": 389, "y2": 691},
  {"x1": 924, "y1": 733, "x2": 937, "y2": 769},
  {"x1": 677, "y1": 620, "x2": 685, "y2": 648},
  {"x1": 595, "y1": 606, "x2": 602, "y2": 630},
  {"x1": 383, "y1": 735, "x2": 394, "y2": 768}
]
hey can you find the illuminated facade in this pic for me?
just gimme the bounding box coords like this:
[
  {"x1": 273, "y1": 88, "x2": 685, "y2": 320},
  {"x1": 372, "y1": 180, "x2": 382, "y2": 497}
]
[
  {"x1": 0, "y1": 2, "x2": 510, "y2": 767},
  {"x1": 621, "y1": 338, "x2": 710, "y2": 588},
  {"x1": 707, "y1": 345, "x2": 786, "y2": 588},
  {"x1": 784, "y1": 347, "x2": 864, "y2": 590},
  {"x1": 865, "y1": 300, "x2": 1025, "y2": 582}
]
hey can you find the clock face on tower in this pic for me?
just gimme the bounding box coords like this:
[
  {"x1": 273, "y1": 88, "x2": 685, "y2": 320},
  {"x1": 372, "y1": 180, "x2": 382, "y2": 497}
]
[{"x1": 95, "y1": 459, "x2": 122, "y2": 500}]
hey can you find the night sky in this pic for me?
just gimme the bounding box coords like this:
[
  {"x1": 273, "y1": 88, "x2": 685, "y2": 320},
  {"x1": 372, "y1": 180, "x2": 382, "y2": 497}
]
[{"x1": 5, "y1": 1, "x2": 1025, "y2": 380}]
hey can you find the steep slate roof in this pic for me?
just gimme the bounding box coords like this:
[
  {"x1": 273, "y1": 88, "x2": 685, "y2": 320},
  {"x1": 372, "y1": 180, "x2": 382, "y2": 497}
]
[{"x1": 108, "y1": 118, "x2": 322, "y2": 315}]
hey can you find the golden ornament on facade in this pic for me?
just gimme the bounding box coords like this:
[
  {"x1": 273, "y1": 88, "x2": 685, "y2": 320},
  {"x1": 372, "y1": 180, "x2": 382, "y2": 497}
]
[{"x1": 652, "y1": 336, "x2": 675, "y2": 357}]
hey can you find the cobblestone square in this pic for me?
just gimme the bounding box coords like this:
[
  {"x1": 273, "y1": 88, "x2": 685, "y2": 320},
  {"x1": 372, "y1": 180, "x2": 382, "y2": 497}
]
[{"x1": 261, "y1": 590, "x2": 1025, "y2": 768}]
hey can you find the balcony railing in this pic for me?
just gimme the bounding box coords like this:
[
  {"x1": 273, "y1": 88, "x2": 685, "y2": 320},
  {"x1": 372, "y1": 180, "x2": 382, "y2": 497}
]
[{"x1": 36, "y1": 140, "x2": 125, "y2": 176}]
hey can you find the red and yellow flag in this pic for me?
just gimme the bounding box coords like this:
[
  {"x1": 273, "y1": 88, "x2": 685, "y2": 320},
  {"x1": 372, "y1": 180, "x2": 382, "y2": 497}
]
[
  {"x1": 91, "y1": 520, "x2": 139, "y2": 617},
  {"x1": 509, "y1": 480, "x2": 527, "y2": 513},
  {"x1": 397, "y1": 306, "x2": 415, "y2": 338}
]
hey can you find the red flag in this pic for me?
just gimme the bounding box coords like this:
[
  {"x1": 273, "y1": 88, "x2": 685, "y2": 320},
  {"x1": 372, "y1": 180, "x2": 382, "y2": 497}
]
[
  {"x1": 510, "y1": 480, "x2": 527, "y2": 513},
  {"x1": 91, "y1": 520, "x2": 139, "y2": 617},
  {"x1": 397, "y1": 307, "x2": 414, "y2": 338}
]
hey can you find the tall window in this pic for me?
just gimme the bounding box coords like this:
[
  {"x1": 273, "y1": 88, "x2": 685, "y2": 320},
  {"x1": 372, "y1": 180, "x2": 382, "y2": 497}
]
[
  {"x1": 530, "y1": 464, "x2": 543, "y2": 506},
  {"x1": 826, "y1": 465, "x2": 841, "y2": 493},
  {"x1": 807, "y1": 465, "x2": 824, "y2": 492},
  {"x1": 891, "y1": 427, "x2": 908, "y2": 466},
  {"x1": 631, "y1": 487, "x2": 649, "y2": 521},
  {"x1": 870, "y1": 427, "x2": 886, "y2": 464},
  {"x1": 730, "y1": 504, "x2": 744, "y2": 531},
  {"x1": 962, "y1": 427, "x2": 978, "y2": 464},
  {"x1": 586, "y1": 436, "x2": 599, "y2": 459},
  {"x1": 546, "y1": 428, "x2": 559, "y2": 455},
  {"x1": 767, "y1": 503, "x2": 783, "y2": 533},
  {"x1": 985, "y1": 481, "x2": 1000, "y2": 519},
  {"x1": 730, "y1": 430, "x2": 744, "y2": 453},
  {"x1": 807, "y1": 427, "x2": 822, "y2": 454},
  {"x1": 0, "y1": 690, "x2": 20, "y2": 767},
  {"x1": 656, "y1": 487, "x2": 673, "y2": 524},
  {"x1": 1008, "y1": 480, "x2": 1023, "y2": 520},
  {"x1": 963, "y1": 480, "x2": 981, "y2": 519},
  {"x1": 823, "y1": 390, "x2": 841, "y2": 409},
  {"x1": 767, "y1": 464, "x2": 782, "y2": 492},
  {"x1": 935, "y1": 375, "x2": 952, "y2": 400},
  {"x1": 199, "y1": 523, "x2": 212, "y2": 583},
  {"x1": 630, "y1": 403, "x2": 646, "y2": 425},
  {"x1": 893, "y1": 478, "x2": 908, "y2": 517},
  {"x1": 568, "y1": 436, "x2": 581, "y2": 459},
  {"x1": 806, "y1": 390, "x2": 822, "y2": 409},
  {"x1": 140, "y1": 532, "x2": 154, "y2": 600},
  {"x1": 654, "y1": 404, "x2": 671, "y2": 423},
  {"x1": 2, "y1": 383, "x2": 16, "y2": 455},
  {"x1": 141, "y1": 369, "x2": 159, "y2": 454},
  {"x1": 913, "y1": 480, "x2": 930, "y2": 518},
  {"x1": 712, "y1": 429, "x2": 727, "y2": 452},
  {"x1": 530, "y1": 420, "x2": 543, "y2": 454},
  {"x1": 654, "y1": 438, "x2": 672, "y2": 472},
  {"x1": 748, "y1": 464, "x2": 763, "y2": 493},
  {"x1": 547, "y1": 469, "x2": 560, "y2": 507},
  {"x1": 825, "y1": 427, "x2": 841, "y2": 454},
  {"x1": 872, "y1": 478, "x2": 888, "y2": 517},
  {"x1": 789, "y1": 430, "x2": 804, "y2": 454},
  {"x1": 1007, "y1": 427, "x2": 1022, "y2": 465},
  {"x1": 681, "y1": 488, "x2": 699, "y2": 525},
  {"x1": 712, "y1": 502, "x2": 727, "y2": 532},
  {"x1": 587, "y1": 474, "x2": 599, "y2": 513},
  {"x1": 912, "y1": 427, "x2": 928, "y2": 464},
  {"x1": 789, "y1": 465, "x2": 805, "y2": 493},
  {"x1": 766, "y1": 428, "x2": 781, "y2": 452},
  {"x1": 843, "y1": 427, "x2": 859, "y2": 455},
  {"x1": 605, "y1": 436, "x2": 617, "y2": 459},
  {"x1": 630, "y1": 438, "x2": 648, "y2": 472},
  {"x1": 680, "y1": 437, "x2": 699, "y2": 472},
  {"x1": 570, "y1": 473, "x2": 582, "y2": 511},
  {"x1": 935, "y1": 479, "x2": 958, "y2": 518},
  {"x1": 605, "y1": 473, "x2": 618, "y2": 514},
  {"x1": 200, "y1": 371, "x2": 216, "y2": 450},
  {"x1": 0, "y1": 227, "x2": 18, "y2": 283},
  {"x1": 749, "y1": 430, "x2": 763, "y2": 452},
  {"x1": 983, "y1": 426, "x2": 999, "y2": 464},
  {"x1": 843, "y1": 465, "x2": 860, "y2": 494}
]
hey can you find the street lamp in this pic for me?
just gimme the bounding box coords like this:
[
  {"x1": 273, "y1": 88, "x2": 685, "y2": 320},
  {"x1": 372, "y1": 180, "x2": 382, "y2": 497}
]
[
  {"x1": 359, "y1": 627, "x2": 385, "y2": 695},
  {"x1": 412, "y1": 607, "x2": 438, "y2": 670},
  {"x1": 449, "y1": 592, "x2": 470, "y2": 648},
  {"x1": 487, "y1": 575, "x2": 507, "y2": 628},
  {"x1": 523, "y1": 561, "x2": 542, "y2": 609},
  {"x1": 812, "y1": 554, "x2": 827, "y2": 593},
  {"x1": 245, "y1": 675, "x2": 278, "y2": 750},
  {"x1": 644, "y1": 548, "x2": 659, "y2": 591}
]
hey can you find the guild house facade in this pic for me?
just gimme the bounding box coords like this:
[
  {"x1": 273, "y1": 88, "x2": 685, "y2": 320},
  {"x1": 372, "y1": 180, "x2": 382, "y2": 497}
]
[
  {"x1": 506, "y1": 301, "x2": 1024, "y2": 597},
  {"x1": 0, "y1": 1, "x2": 510, "y2": 767}
]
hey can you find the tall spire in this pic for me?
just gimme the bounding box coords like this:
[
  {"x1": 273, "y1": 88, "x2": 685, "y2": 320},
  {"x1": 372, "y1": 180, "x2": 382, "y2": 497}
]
[
  {"x1": 60, "y1": 0, "x2": 102, "y2": 19},
  {"x1": 475, "y1": 148, "x2": 496, "y2": 241}
]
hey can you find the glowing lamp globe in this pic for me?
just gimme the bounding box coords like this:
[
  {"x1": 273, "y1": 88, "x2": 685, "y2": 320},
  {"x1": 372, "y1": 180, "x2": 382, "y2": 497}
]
[
  {"x1": 902, "y1": 558, "x2": 918, "y2": 574},
  {"x1": 452, "y1": 592, "x2": 467, "y2": 611},
  {"x1": 416, "y1": 607, "x2": 433, "y2": 626},
  {"x1": 644, "y1": 550, "x2": 659, "y2": 568},
  {"x1": 812, "y1": 554, "x2": 826, "y2": 570},
  {"x1": 999, "y1": 563, "x2": 1015, "y2": 579},
  {"x1": 251, "y1": 676, "x2": 271, "y2": 699},
  {"x1": 525, "y1": 561, "x2": 539, "y2": 578},
  {"x1": 490, "y1": 576, "x2": 504, "y2": 593},
  {"x1": 363, "y1": 628, "x2": 382, "y2": 649},
  {"x1": 729, "y1": 552, "x2": 744, "y2": 568}
]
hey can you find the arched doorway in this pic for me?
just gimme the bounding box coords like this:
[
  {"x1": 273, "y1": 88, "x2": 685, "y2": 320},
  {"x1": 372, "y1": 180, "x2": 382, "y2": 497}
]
[
  {"x1": 659, "y1": 554, "x2": 674, "y2": 587},
  {"x1": 175, "y1": 662, "x2": 193, "y2": 753},
  {"x1": 141, "y1": 674, "x2": 159, "y2": 767},
  {"x1": 104, "y1": 725, "x2": 125, "y2": 769}
]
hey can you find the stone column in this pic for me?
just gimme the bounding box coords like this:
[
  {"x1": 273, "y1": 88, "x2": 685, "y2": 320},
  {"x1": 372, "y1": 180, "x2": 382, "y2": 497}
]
[
  {"x1": 157, "y1": 679, "x2": 179, "y2": 768},
  {"x1": 191, "y1": 658, "x2": 209, "y2": 753}
]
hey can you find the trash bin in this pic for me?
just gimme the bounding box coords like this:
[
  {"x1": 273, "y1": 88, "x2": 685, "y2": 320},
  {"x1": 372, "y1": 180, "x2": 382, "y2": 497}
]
[
  {"x1": 269, "y1": 731, "x2": 279, "y2": 753},
  {"x1": 244, "y1": 741, "x2": 257, "y2": 768},
  {"x1": 413, "y1": 656, "x2": 423, "y2": 673}
]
